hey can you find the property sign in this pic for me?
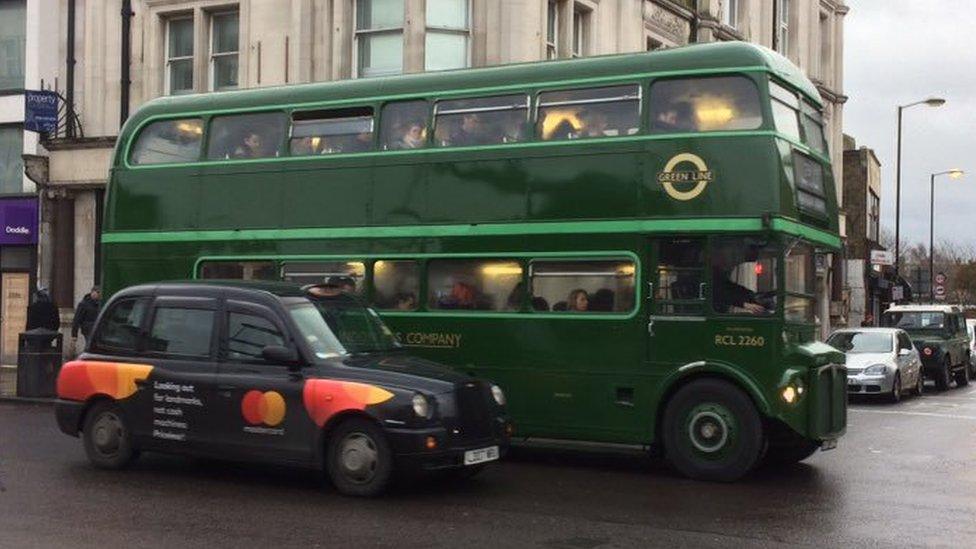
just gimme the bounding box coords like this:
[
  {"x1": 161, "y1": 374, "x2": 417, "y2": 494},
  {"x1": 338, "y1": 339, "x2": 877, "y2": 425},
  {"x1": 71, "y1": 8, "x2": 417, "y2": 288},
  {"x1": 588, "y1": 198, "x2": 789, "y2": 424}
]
[
  {"x1": 934, "y1": 285, "x2": 947, "y2": 300},
  {"x1": 870, "y1": 250, "x2": 894, "y2": 266},
  {"x1": 935, "y1": 272, "x2": 947, "y2": 285},
  {"x1": 24, "y1": 90, "x2": 59, "y2": 134},
  {"x1": 0, "y1": 198, "x2": 39, "y2": 245}
]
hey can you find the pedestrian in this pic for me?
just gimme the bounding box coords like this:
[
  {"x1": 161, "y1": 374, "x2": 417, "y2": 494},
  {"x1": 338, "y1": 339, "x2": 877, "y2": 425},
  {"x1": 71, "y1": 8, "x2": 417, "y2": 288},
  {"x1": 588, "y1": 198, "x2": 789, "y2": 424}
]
[
  {"x1": 26, "y1": 287, "x2": 60, "y2": 331},
  {"x1": 72, "y1": 286, "x2": 101, "y2": 350}
]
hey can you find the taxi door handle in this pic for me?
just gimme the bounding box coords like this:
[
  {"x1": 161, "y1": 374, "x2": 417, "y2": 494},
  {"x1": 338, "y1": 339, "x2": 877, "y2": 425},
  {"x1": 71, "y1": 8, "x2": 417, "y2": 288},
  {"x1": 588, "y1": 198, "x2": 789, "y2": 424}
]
[{"x1": 217, "y1": 384, "x2": 236, "y2": 398}]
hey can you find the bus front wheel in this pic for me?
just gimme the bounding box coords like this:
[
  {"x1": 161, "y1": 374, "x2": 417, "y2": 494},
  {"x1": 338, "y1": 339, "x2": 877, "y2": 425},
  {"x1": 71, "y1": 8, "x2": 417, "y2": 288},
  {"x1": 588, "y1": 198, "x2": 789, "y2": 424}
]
[{"x1": 661, "y1": 378, "x2": 764, "y2": 482}]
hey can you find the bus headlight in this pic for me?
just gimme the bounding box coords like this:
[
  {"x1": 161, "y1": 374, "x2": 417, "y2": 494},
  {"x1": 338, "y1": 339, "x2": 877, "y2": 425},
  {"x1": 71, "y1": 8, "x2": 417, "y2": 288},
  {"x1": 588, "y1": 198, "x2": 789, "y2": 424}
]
[
  {"x1": 491, "y1": 384, "x2": 506, "y2": 406},
  {"x1": 782, "y1": 385, "x2": 798, "y2": 404},
  {"x1": 412, "y1": 393, "x2": 431, "y2": 418}
]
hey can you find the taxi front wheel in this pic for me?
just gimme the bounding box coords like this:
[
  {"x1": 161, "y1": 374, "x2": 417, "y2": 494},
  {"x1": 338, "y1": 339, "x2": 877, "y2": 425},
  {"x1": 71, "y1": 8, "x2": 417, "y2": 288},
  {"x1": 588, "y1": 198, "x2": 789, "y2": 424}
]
[
  {"x1": 326, "y1": 418, "x2": 394, "y2": 497},
  {"x1": 662, "y1": 378, "x2": 764, "y2": 482},
  {"x1": 82, "y1": 401, "x2": 139, "y2": 469}
]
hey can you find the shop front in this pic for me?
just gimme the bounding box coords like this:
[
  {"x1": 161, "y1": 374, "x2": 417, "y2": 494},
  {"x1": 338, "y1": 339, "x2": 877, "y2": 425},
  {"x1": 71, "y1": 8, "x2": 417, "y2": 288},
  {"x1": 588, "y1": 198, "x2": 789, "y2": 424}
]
[{"x1": 0, "y1": 196, "x2": 38, "y2": 367}]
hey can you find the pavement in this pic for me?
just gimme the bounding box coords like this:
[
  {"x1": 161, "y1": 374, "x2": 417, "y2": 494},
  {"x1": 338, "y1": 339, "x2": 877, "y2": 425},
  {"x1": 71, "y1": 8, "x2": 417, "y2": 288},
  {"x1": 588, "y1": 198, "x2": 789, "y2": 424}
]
[{"x1": 1, "y1": 384, "x2": 976, "y2": 548}]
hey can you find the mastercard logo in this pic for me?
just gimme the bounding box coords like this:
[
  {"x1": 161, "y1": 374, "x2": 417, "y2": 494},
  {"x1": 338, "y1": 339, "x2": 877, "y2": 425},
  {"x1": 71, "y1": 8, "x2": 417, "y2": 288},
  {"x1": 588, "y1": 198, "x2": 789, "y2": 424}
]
[{"x1": 241, "y1": 390, "x2": 286, "y2": 426}]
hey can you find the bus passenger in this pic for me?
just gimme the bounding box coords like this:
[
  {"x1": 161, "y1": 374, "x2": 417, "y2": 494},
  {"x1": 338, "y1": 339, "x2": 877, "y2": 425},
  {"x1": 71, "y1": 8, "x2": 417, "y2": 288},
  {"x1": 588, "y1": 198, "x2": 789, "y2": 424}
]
[
  {"x1": 566, "y1": 289, "x2": 589, "y2": 312},
  {"x1": 580, "y1": 109, "x2": 611, "y2": 138},
  {"x1": 450, "y1": 114, "x2": 485, "y2": 147},
  {"x1": 233, "y1": 131, "x2": 267, "y2": 158},
  {"x1": 652, "y1": 102, "x2": 696, "y2": 132},
  {"x1": 342, "y1": 132, "x2": 373, "y2": 153},
  {"x1": 398, "y1": 123, "x2": 425, "y2": 149},
  {"x1": 394, "y1": 293, "x2": 417, "y2": 310},
  {"x1": 291, "y1": 136, "x2": 317, "y2": 156},
  {"x1": 590, "y1": 289, "x2": 615, "y2": 312}
]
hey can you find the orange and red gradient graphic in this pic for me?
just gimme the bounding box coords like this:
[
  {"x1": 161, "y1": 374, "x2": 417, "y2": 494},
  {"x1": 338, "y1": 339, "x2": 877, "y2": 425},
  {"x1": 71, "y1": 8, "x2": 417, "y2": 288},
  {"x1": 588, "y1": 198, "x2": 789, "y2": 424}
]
[
  {"x1": 56, "y1": 361, "x2": 154, "y2": 402},
  {"x1": 302, "y1": 379, "x2": 395, "y2": 427},
  {"x1": 241, "y1": 390, "x2": 287, "y2": 426}
]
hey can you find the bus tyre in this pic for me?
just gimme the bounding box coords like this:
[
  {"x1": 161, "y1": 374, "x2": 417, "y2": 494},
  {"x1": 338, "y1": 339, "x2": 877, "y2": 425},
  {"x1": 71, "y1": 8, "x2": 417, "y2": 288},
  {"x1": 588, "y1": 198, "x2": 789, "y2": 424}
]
[
  {"x1": 936, "y1": 359, "x2": 952, "y2": 391},
  {"x1": 82, "y1": 400, "x2": 138, "y2": 469},
  {"x1": 662, "y1": 379, "x2": 763, "y2": 482},
  {"x1": 326, "y1": 418, "x2": 394, "y2": 497},
  {"x1": 955, "y1": 361, "x2": 970, "y2": 387}
]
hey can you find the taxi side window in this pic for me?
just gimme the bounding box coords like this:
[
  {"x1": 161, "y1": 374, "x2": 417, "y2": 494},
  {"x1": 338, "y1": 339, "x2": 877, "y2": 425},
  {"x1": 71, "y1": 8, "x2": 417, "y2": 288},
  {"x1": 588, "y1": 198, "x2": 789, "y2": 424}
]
[
  {"x1": 227, "y1": 312, "x2": 286, "y2": 361},
  {"x1": 147, "y1": 307, "x2": 215, "y2": 357},
  {"x1": 91, "y1": 298, "x2": 150, "y2": 354}
]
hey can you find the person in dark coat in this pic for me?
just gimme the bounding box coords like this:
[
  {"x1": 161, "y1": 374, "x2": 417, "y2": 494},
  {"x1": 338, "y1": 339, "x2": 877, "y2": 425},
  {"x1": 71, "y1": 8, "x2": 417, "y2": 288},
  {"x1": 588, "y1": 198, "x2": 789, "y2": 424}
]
[
  {"x1": 26, "y1": 288, "x2": 60, "y2": 331},
  {"x1": 72, "y1": 286, "x2": 101, "y2": 343}
]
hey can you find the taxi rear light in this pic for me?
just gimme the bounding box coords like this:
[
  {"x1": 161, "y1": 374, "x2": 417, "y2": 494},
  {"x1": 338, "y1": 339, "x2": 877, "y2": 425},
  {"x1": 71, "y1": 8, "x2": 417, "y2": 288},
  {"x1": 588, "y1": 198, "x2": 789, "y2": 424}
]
[
  {"x1": 923, "y1": 348, "x2": 933, "y2": 356},
  {"x1": 425, "y1": 436, "x2": 438, "y2": 450},
  {"x1": 505, "y1": 423, "x2": 514, "y2": 436}
]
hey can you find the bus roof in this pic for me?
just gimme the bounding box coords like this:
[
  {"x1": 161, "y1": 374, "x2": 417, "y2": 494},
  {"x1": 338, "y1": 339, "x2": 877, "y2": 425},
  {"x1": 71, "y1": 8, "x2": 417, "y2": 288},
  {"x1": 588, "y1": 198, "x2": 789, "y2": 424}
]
[{"x1": 121, "y1": 41, "x2": 820, "y2": 135}]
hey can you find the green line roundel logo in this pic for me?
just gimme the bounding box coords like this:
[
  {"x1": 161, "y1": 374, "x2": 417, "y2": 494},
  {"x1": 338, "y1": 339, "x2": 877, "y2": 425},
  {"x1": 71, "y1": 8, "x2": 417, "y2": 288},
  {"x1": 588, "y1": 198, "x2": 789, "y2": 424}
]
[{"x1": 657, "y1": 153, "x2": 715, "y2": 201}]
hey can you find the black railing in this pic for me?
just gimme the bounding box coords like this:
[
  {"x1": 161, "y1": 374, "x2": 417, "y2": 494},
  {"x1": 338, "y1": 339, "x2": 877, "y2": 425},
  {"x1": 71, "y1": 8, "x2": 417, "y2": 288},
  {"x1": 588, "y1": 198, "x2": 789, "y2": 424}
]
[{"x1": 43, "y1": 89, "x2": 85, "y2": 140}]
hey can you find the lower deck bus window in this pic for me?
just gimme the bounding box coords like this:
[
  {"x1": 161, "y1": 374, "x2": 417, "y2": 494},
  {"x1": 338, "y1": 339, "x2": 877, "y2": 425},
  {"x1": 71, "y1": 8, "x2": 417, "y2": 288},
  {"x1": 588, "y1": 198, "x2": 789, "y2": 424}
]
[
  {"x1": 281, "y1": 261, "x2": 366, "y2": 296},
  {"x1": 290, "y1": 107, "x2": 375, "y2": 155},
  {"x1": 529, "y1": 259, "x2": 635, "y2": 313},
  {"x1": 427, "y1": 259, "x2": 523, "y2": 311},
  {"x1": 372, "y1": 260, "x2": 420, "y2": 310},
  {"x1": 785, "y1": 242, "x2": 815, "y2": 323},
  {"x1": 711, "y1": 237, "x2": 777, "y2": 316},
  {"x1": 207, "y1": 112, "x2": 287, "y2": 160},
  {"x1": 649, "y1": 75, "x2": 762, "y2": 133},
  {"x1": 199, "y1": 261, "x2": 277, "y2": 281}
]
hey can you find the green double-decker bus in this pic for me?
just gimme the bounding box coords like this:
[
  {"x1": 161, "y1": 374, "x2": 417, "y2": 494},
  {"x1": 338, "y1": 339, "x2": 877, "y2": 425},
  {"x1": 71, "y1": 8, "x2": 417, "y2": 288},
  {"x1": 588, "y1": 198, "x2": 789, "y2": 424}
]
[{"x1": 103, "y1": 41, "x2": 846, "y2": 481}]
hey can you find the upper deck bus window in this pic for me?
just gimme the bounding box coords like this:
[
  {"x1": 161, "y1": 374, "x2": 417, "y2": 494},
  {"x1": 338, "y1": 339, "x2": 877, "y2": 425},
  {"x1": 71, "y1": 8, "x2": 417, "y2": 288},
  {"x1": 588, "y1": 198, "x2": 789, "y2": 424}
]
[
  {"x1": 711, "y1": 237, "x2": 778, "y2": 316},
  {"x1": 649, "y1": 76, "x2": 762, "y2": 133},
  {"x1": 800, "y1": 102, "x2": 828, "y2": 154},
  {"x1": 537, "y1": 85, "x2": 640, "y2": 141},
  {"x1": 380, "y1": 101, "x2": 429, "y2": 150},
  {"x1": 207, "y1": 112, "x2": 287, "y2": 160},
  {"x1": 290, "y1": 107, "x2": 374, "y2": 155},
  {"x1": 529, "y1": 259, "x2": 635, "y2": 313},
  {"x1": 130, "y1": 118, "x2": 203, "y2": 165},
  {"x1": 427, "y1": 259, "x2": 523, "y2": 311},
  {"x1": 282, "y1": 261, "x2": 366, "y2": 296},
  {"x1": 769, "y1": 82, "x2": 801, "y2": 141},
  {"x1": 434, "y1": 94, "x2": 528, "y2": 147}
]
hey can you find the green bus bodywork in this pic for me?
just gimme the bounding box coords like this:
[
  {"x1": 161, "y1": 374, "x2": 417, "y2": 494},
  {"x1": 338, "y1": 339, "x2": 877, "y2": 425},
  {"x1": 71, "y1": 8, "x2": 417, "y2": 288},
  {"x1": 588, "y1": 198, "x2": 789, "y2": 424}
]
[{"x1": 103, "y1": 42, "x2": 846, "y2": 474}]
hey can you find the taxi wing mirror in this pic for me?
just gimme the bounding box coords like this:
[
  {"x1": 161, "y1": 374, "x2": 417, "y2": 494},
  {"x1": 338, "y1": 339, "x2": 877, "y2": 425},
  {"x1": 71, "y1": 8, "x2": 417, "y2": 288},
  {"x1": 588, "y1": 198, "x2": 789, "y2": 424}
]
[{"x1": 262, "y1": 345, "x2": 301, "y2": 368}]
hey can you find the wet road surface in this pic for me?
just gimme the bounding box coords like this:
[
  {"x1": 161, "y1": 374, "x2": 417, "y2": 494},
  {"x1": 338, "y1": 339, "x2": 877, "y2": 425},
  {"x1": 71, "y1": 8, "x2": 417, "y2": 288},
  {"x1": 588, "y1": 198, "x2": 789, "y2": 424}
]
[{"x1": 1, "y1": 385, "x2": 975, "y2": 548}]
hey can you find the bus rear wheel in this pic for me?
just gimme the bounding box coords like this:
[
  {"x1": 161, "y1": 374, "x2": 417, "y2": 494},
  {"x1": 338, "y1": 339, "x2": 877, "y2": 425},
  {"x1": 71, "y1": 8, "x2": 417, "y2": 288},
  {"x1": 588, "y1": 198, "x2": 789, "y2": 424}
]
[{"x1": 661, "y1": 379, "x2": 763, "y2": 482}]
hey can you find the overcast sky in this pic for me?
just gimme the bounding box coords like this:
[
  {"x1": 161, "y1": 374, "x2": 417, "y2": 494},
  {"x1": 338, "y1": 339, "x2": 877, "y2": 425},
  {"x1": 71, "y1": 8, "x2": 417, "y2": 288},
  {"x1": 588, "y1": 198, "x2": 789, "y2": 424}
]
[{"x1": 844, "y1": 0, "x2": 976, "y2": 250}]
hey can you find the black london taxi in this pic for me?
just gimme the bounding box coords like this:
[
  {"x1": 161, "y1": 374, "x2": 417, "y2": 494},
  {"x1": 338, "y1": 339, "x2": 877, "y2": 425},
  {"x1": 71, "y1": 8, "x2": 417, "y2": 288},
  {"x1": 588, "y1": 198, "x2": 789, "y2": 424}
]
[
  {"x1": 881, "y1": 304, "x2": 972, "y2": 391},
  {"x1": 54, "y1": 281, "x2": 510, "y2": 496}
]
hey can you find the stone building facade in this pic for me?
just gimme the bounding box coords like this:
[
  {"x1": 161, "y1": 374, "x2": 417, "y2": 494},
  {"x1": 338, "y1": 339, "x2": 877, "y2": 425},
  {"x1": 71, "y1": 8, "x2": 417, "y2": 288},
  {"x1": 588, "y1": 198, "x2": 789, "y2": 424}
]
[
  {"x1": 27, "y1": 0, "x2": 849, "y2": 342},
  {"x1": 843, "y1": 134, "x2": 886, "y2": 326}
]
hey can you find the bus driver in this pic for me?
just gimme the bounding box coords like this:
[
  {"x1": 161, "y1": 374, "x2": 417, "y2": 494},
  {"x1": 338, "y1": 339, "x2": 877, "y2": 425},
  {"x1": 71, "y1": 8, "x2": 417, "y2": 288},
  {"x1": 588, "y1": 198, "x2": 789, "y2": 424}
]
[{"x1": 711, "y1": 247, "x2": 769, "y2": 315}]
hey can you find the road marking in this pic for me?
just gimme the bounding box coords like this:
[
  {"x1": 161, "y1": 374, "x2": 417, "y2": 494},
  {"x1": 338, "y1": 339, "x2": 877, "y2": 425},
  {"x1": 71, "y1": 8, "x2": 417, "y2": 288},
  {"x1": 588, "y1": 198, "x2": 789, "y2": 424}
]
[{"x1": 849, "y1": 408, "x2": 976, "y2": 421}]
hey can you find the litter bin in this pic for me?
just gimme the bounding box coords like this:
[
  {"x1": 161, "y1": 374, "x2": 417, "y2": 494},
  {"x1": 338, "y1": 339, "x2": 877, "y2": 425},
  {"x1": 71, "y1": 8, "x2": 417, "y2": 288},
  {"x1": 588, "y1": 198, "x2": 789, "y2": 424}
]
[{"x1": 16, "y1": 328, "x2": 63, "y2": 398}]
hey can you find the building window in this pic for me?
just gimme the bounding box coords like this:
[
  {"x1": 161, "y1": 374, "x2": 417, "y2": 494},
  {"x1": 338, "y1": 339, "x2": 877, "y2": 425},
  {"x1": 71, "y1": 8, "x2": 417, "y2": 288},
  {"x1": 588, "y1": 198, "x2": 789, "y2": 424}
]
[
  {"x1": 425, "y1": 0, "x2": 469, "y2": 71},
  {"x1": 868, "y1": 190, "x2": 880, "y2": 242},
  {"x1": 0, "y1": 0, "x2": 25, "y2": 91},
  {"x1": 776, "y1": 0, "x2": 790, "y2": 57},
  {"x1": 356, "y1": 0, "x2": 404, "y2": 77},
  {"x1": 722, "y1": 0, "x2": 738, "y2": 29},
  {"x1": 546, "y1": 1, "x2": 558, "y2": 59},
  {"x1": 166, "y1": 17, "x2": 194, "y2": 95},
  {"x1": 0, "y1": 125, "x2": 24, "y2": 193},
  {"x1": 210, "y1": 12, "x2": 239, "y2": 91},
  {"x1": 572, "y1": 4, "x2": 590, "y2": 58}
]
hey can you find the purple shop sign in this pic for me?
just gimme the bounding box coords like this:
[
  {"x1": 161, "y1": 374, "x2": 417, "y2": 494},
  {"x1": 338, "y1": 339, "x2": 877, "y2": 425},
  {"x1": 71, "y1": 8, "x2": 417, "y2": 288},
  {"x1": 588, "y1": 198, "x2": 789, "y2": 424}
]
[{"x1": 0, "y1": 198, "x2": 39, "y2": 245}]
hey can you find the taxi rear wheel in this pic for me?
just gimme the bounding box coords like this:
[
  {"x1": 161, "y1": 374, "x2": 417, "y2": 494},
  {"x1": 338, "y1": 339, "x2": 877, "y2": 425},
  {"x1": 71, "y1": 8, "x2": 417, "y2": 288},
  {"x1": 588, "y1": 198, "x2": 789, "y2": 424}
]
[
  {"x1": 326, "y1": 418, "x2": 393, "y2": 497},
  {"x1": 662, "y1": 378, "x2": 763, "y2": 482},
  {"x1": 82, "y1": 401, "x2": 138, "y2": 469}
]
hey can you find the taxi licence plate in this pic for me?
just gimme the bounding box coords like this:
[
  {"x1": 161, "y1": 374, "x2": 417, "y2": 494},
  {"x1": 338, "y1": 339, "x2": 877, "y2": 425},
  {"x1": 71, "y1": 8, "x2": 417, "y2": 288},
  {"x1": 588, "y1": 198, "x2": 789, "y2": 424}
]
[{"x1": 464, "y1": 446, "x2": 499, "y2": 466}]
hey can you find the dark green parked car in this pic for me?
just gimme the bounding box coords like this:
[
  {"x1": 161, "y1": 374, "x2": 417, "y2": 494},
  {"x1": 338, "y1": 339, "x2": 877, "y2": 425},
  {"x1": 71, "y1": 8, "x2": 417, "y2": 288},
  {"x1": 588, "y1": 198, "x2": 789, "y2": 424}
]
[{"x1": 881, "y1": 305, "x2": 971, "y2": 391}]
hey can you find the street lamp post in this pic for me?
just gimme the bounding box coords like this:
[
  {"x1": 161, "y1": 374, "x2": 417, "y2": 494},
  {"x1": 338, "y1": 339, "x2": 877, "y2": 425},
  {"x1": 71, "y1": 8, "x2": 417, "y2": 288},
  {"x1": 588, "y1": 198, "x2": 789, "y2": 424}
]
[
  {"x1": 929, "y1": 169, "x2": 965, "y2": 301},
  {"x1": 895, "y1": 97, "x2": 946, "y2": 281}
]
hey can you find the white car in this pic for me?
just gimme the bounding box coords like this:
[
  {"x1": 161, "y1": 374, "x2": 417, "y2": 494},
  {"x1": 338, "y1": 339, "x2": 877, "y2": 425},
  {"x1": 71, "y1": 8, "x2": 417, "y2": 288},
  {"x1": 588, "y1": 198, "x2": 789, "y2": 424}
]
[
  {"x1": 966, "y1": 319, "x2": 976, "y2": 375},
  {"x1": 826, "y1": 328, "x2": 924, "y2": 402}
]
